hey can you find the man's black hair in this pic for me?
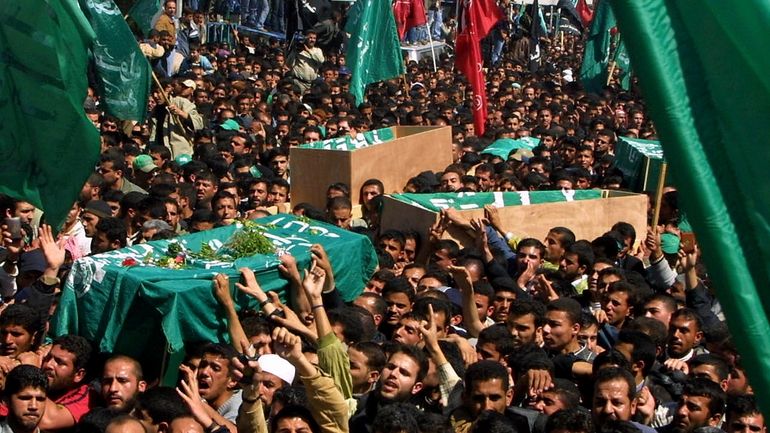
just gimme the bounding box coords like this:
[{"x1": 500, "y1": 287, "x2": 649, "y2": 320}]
[
  {"x1": 617, "y1": 330, "x2": 657, "y2": 377},
  {"x1": 0, "y1": 304, "x2": 41, "y2": 336},
  {"x1": 95, "y1": 217, "x2": 128, "y2": 248},
  {"x1": 516, "y1": 238, "x2": 546, "y2": 260},
  {"x1": 546, "y1": 298, "x2": 582, "y2": 325},
  {"x1": 549, "y1": 378, "x2": 581, "y2": 410},
  {"x1": 690, "y1": 353, "x2": 730, "y2": 382},
  {"x1": 372, "y1": 402, "x2": 421, "y2": 433},
  {"x1": 4, "y1": 365, "x2": 48, "y2": 396},
  {"x1": 670, "y1": 308, "x2": 704, "y2": 333},
  {"x1": 477, "y1": 324, "x2": 515, "y2": 359},
  {"x1": 412, "y1": 297, "x2": 451, "y2": 328},
  {"x1": 382, "y1": 278, "x2": 416, "y2": 303},
  {"x1": 548, "y1": 226, "x2": 576, "y2": 247},
  {"x1": 470, "y1": 411, "x2": 517, "y2": 433},
  {"x1": 545, "y1": 408, "x2": 593, "y2": 433},
  {"x1": 594, "y1": 366, "x2": 636, "y2": 401},
  {"x1": 611, "y1": 221, "x2": 637, "y2": 248},
  {"x1": 328, "y1": 306, "x2": 376, "y2": 343},
  {"x1": 379, "y1": 229, "x2": 406, "y2": 248},
  {"x1": 464, "y1": 360, "x2": 510, "y2": 391},
  {"x1": 682, "y1": 377, "x2": 726, "y2": 417},
  {"x1": 508, "y1": 299, "x2": 546, "y2": 328},
  {"x1": 199, "y1": 343, "x2": 238, "y2": 372},
  {"x1": 52, "y1": 334, "x2": 93, "y2": 371},
  {"x1": 135, "y1": 386, "x2": 192, "y2": 424},
  {"x1": 727, "y1": 394, "x2": 762, "y2": 420},
  {"x1": 350, "y1": 342, "x2": 387, "y2": 373},
  {"x1": 566, "y1": 240, "x2": 595, "y2": 271}
]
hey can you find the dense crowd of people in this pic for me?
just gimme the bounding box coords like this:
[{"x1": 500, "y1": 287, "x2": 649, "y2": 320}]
[{"x1": 0, "y1": 0, "x2": 760, "y2": 432}]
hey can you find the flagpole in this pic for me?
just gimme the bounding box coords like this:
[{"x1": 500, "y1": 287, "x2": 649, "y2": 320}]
[
  {"x1": 606, "y1": 60, "x2": 616, "y2": 86},
  {"x1": 426, "y1": 26, "x2": 438, "y2": 72},
  {"x1": 650, "y1": 162, "x2": 668, "y2": 228}
]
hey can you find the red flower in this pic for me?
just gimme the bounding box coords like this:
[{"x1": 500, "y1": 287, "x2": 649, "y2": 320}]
[
  {"x1": 174, "y1": 255, "x2": 184, "y2": 264},
  {"x1": 122, "y1": 258, "x2": 138, "y2": 267}
]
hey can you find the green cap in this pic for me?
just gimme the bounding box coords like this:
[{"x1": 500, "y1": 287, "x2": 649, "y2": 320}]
[
  {"x1": 175, "y1": 154, "x2": 192, "y2": 166},
  {"x1": 133, "y1": 154, "x2": 158, "y2": 173},
  {"x1": 660, "y1": 233, "x2": 681, "y2": 254}
]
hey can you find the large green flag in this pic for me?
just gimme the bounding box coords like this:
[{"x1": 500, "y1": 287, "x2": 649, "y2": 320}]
[
  {"x1": 80, "y1": 0, "x2": 151, "y2": 121},
  {"x1": 610, "y1": 0, "x2": 770, "y2": 414},
  {"x1": 128, "y1": 0, "x2": 162, "y2": 37},
  {"x1": 345, "y1": 0, "x2": 405, "y2": 106},
  {"x1": 0, "y1": 0, "x2": 100, "y2": 229},
  {"x1": 579, "y1": 0, "x2": 615, "y2": 94}
]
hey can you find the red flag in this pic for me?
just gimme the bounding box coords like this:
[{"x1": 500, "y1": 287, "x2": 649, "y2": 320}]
[
  {"x1": 454, "y1": 0, "x2": 502, "y2": 136},
  {"x1": 455, "y1": 33, "x2": 487, "y2": 136},
  {"x1": 577, "y1": 0, "x2": 594, "y2": 27},
  {"x1": 393, "y1": 0, "x2": 427, "y2": 40}
]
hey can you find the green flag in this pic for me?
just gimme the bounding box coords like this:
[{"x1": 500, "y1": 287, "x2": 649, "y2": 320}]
[
  {"x1": 579, "y1": 0, "x2": 615, "y2": 93},
  {"x1": 128, "y1": 0, "x2": 162, "y2": 37},
  {"x1": 613, "y1": 36, "x2": 631, "y2": 90},
  {"x1": 0, "y1": 0, "x2": 100, "y2": 229},
  {"x1": 80, "y1": 0, "x2": 151, "y2": 121},
  {"x1": 345, "y1": 0, "x2": 405, "y2": 105},
  {"x1": 52, "y1": 214, "x2": 378, "y2": 353},
  {"x1": 610, "y1": 0, "x2": 770, "y2": 415},
  {"x1": 300, "y1": 127, "x2": 396, "y2": 150},
  {"x1": 480, "y1": 137, "x2": 541, "y2": 160},
  {"x1": 392, "y1": 190, "x2": 603, "y2": 212}
]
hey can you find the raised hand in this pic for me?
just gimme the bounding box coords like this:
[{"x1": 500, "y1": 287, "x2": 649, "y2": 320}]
[
  {"x1": 301, "y1": 260, "x2": 326, "y2": 301},
  {"x1": 271, "y1": 326, "x2": 303, "y2": 362},
  {"x1": 39, "y1": 224, "x2": 65, "y2": 272},
  {"x1": 235, "y1": 267, "x2": 267, "y2": 302},
  {"x1": 278, "y1": 254, "x2": 301, "y2": 282},
  {"x1": 212, "y1": 273, "x2": 234, "y2": 307}
]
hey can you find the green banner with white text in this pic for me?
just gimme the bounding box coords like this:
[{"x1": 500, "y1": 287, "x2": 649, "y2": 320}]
[{"x1": 51, "y1": 215, "x2": 378, "y2": 353}]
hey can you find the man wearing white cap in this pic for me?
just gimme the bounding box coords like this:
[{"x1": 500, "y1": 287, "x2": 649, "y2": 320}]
[{"x1": 255, "y1": 353, "x2": 296, "y2": 408}]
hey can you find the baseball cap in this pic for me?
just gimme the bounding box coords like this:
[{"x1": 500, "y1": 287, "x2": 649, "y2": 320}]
[
  {"x1": 175, "y1": 154, "x2": 192, "y2": 166},
  {"x1": 660, "y1": 233, "x2": 681, "y2": 255},
  {"x1": 133, "y1": 154, "x2": 158, "y2": 173},
  {"x1": 19, "y1": 250, "x2": 46, "y2": 274},
  {"x1": 182, "y1": 79, "x2": 197, "y2": 90},
  {"x1": 219, "y1": 119, "x2": 240, "y2": 131}
]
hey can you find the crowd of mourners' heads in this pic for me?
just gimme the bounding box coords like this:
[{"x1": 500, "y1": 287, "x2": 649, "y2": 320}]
[{"x1": 0, "y1": 0, "x2": 758, "y2": 432}]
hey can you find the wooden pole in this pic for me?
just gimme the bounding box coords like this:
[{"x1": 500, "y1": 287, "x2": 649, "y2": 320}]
[
  {"x1": 606, "y1": 61, "x2": 616, "y2": 86},
  {"x1": 650, "y1": 162, "x2": 668, "y2": 228}
]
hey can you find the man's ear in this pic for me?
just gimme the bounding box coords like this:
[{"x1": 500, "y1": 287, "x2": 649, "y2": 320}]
[
  {"x1": 486, "y1": 306, "x2": 495, "y2": 318},
  {"x1": 367, "y1": 370, "x2": 380, "y2": 386},
  {"x1": 571, "y1": 323, "x2": 580, "y2": 338},
  {"x1": 74, "y1": 368, "x2": 87, "y2": 384},
  {"x1": 695, "y1": 330, "x2": 704, "y2": 345},
  {"x1": 138, "y1": 380, "x2": 148, "y2": 393},
  {"x1": 709, "y1": 412, "x2": 723, "y2": 427},
  {"x1": 410, "y1": 381, "x2": 424, "y2": 395}
]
